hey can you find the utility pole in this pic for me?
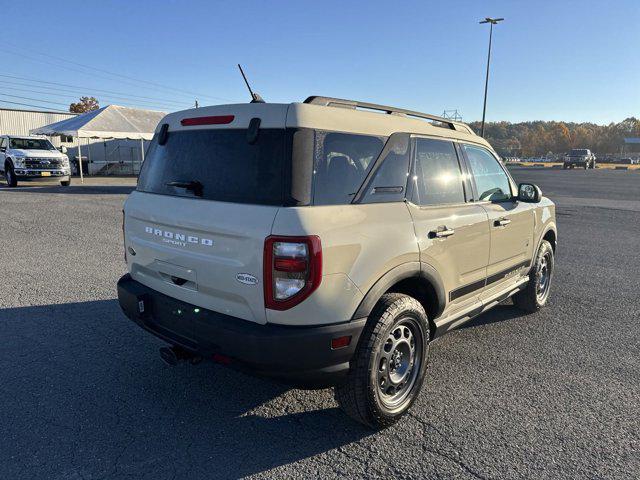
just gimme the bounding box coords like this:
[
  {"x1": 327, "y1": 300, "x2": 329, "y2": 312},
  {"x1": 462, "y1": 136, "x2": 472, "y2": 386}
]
[{"x1": 479, "y1": 17, "x2": 504, "y2": 138}]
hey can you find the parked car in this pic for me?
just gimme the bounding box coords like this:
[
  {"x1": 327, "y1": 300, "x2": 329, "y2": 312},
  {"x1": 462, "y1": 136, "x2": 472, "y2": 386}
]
[
  {"x1": 564, "y1": 148, "x2": 596, "y2": 169},
  {"x1": 117, "y1": 96, "x2": 557, "y2": 428},
  {"x1": 0, "y1": 135, "x2": 71, "y2": 187}
]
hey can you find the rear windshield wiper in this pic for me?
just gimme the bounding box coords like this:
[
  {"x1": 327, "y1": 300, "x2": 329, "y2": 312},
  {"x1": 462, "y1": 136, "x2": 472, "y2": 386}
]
[{"x1": 166, "y1": 180, "x2": 203, "y2": 197}]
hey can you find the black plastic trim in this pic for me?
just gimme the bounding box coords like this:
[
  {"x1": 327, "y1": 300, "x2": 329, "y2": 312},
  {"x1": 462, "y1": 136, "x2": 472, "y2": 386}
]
[
  {"x1": 352, "y1": 262, "x2": 446, "y2": 320},
  {"x1": 117, "y1": 274, "x2": 365, "y2": 388},
  {"x1": 448, "y1": 260, "x2": 530, "y2": 302}
]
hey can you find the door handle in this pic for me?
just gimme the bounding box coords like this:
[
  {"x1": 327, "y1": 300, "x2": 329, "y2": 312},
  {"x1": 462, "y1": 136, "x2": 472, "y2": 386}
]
[
  {"x1": 494, "y1": 217, "x2": 511, "y2": 227},
  {"x1": 429, "y1": 227, "x2": 455, "y2": 239}
]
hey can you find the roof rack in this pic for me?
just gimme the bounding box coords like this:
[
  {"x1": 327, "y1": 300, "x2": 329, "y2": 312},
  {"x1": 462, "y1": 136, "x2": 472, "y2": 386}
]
[{"x1": 303, "y1": 96, "x2": 475, "y2": 135}]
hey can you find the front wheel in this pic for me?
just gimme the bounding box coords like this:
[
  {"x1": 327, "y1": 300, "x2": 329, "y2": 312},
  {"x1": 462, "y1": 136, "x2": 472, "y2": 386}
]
[
  {"x1": 60, "y1": 179, "x2": 71, "y2": 187},
  {"x1": 335, "y1": 293, "x2": 430, "y2": 429},
  {"x1": 513, "y1": 240, "x2": 554, "y2": 312},
  {"x1": 5, "y1": 164, "x2": 17, "y2": 187}
]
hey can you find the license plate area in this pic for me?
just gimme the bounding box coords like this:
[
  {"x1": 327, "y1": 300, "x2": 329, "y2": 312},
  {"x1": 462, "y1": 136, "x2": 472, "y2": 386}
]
[{"x1": 41, "y1": 171, "x2": 51, "y2": 177}]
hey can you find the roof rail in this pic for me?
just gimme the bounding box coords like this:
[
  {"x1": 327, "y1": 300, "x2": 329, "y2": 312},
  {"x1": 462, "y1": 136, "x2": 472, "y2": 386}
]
[{"x1": 303, "y1": 96, "x2": 475, "y2": 135}]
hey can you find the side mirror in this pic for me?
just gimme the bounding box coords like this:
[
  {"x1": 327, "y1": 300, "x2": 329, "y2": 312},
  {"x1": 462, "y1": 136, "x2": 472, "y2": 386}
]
[
  {"x1": 60, "y1": 146, "x2": 68, "y2": 154},
  {"x1": 518, "y1": 183, "x2": 542, "y2": 203}
]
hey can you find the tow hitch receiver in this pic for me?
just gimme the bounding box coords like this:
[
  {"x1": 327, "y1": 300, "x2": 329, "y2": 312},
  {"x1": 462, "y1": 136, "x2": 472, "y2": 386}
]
[{"x1": 159, "y1": 346, "x2": 202, "y2": 366}]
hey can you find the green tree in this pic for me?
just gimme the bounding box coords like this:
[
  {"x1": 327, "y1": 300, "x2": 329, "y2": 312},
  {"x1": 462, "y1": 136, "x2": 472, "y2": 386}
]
[{"x1": 69, "y1": 96, "x2": 100, "y2": 113}]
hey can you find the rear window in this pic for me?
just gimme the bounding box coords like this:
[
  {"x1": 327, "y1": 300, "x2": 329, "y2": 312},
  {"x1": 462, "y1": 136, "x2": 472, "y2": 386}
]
[
  {"x1": 137, "y1": 129, "x2": 286, "y2": 205},
  {"x1": 312, "y1": 131, "x2": 386, "y2": 205}
]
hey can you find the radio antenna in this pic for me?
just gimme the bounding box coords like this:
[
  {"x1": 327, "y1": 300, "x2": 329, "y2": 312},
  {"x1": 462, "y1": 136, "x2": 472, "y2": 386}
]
[{"x1": 237, "y1": 64, "x2": 265, "y2": 103}]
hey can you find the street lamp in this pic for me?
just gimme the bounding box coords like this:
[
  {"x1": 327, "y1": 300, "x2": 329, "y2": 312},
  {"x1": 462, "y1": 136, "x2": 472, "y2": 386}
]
[{"x1": 479, "y1": 17, "x2": 504, "y2": 138}]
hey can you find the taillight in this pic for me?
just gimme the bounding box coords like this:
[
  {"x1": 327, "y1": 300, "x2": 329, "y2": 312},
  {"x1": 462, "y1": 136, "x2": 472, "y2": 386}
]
[
  {"x1": 264, "y1": 235, "x2": 322, "y2": 310},
  {"x1": 122, "y1": 209, "x2": 126, "y2": 263}
]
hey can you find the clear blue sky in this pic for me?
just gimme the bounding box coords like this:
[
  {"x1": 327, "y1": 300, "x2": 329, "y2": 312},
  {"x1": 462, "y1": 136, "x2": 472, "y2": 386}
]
[{"x1": 0, "y1": 0, "x2": 637, "y2": 124}]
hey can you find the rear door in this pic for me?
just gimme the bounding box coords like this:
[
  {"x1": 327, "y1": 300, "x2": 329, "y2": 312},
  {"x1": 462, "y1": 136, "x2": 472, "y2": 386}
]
[
  {"x1": 406, "y1": 137, "x2": 490, "y2": 317},
  {"x1": 125, "y1": 111, "x2": 290, "y2": 325},
  {"x1": 460, "y1": 143, "x2": 534, "y2": 299}
]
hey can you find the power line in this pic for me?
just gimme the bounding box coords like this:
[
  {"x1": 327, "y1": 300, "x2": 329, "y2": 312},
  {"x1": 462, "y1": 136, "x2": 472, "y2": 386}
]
[
  {"x1": 0, "y1": 99, "x2": 69, "y2": 113},
  {"x1": 0, "y1": 92, "x2": 69, "y2": 107},
  {"x1": 0, "y1": 44, "x2": 235, "y2": 102},
  {"x1": 0, "y1": 83, "x2": 186, "y2": 111},
  {"x1": 0, "y1": 73, "x2": 192, "y2": 106}
]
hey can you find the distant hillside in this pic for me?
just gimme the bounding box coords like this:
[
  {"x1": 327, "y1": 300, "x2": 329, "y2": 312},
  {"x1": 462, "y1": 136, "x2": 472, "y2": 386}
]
[{"x1": 466, "y1": 118, "x2": 639, "y2": 157}]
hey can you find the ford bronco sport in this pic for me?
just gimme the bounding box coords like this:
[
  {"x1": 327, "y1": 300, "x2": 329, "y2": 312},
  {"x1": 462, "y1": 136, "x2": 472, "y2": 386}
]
[
  {"x1": 117, "y1": 96, "x2": 557, "y2": 428},
  {"x1": 0, "y1": 135, "x2": 71, "y2": 187}
]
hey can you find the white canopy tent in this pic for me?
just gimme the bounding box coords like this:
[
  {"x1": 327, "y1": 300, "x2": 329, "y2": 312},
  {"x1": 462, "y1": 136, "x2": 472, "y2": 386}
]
[{"x1": 31, "y1": 105, "x2": 166, "y2": 183}]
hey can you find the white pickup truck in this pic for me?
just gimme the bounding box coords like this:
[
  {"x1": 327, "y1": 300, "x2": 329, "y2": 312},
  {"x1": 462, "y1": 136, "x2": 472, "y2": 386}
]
[{"x1": 0, "y1": 135, "x2": 71, "y2": 187}]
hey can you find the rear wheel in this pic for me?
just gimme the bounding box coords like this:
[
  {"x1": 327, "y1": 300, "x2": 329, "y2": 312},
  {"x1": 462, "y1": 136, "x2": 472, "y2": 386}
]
[
  {"x1": 513, "y1": 240, "x2": 554, "y2": 313},
  {"x1": 335, "y1": 293, "x2": 430, "y2": 429},
  {"x1": 4, "y1": 164, "x2": 17, "y2": 187}
]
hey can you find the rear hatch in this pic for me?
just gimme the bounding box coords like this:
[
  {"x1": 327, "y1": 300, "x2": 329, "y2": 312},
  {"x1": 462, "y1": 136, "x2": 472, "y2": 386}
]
[{"x1": 124, "y1": 104, "x2": 290, "y2": 325}]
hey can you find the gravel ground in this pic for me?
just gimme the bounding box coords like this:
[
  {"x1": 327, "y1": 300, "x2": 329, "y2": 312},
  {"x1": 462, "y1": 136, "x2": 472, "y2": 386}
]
[{"x1": 0, "y1": 170, "x2": 638, "y2": 479}]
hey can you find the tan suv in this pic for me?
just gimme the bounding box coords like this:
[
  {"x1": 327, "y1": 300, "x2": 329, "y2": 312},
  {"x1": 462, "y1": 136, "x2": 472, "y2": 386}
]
[{"x1": 117, "y1": 96, "x2": 557, "y2": 428}]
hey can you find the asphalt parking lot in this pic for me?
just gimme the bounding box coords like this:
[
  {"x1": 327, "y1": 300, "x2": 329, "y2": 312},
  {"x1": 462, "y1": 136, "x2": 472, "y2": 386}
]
[{"x1": 1, "y1": 169, "x2": 638, "y2": 479}]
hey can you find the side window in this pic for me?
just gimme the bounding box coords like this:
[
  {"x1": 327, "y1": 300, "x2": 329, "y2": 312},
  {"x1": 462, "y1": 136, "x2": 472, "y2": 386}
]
[
  {"x1": 410, "y1": 138, "x2": 466, "y2": 206},
  {"x1": 463, "y1": 145, "x2": 512, "y2": 201},
  {"x1": 360, "y1": 134, "x2": 411, "y2": 204},
  {"x1": 0, "y1": 138, "x2": 6, "y2": 150},
  {"x1": 312, "y1": 131, "x2": 386, "y2": 205}
]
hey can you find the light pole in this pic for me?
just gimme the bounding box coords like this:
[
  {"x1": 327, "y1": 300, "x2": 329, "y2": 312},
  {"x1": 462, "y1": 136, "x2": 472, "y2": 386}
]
[{"x1": 479, "y1": 17, "x2": 504, "y2": 138}]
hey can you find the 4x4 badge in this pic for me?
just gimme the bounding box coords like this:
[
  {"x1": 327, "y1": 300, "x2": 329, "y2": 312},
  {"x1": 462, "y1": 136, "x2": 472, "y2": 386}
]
[{"x1": 236, "y1": 273, "x2": 258, "y2": 285}]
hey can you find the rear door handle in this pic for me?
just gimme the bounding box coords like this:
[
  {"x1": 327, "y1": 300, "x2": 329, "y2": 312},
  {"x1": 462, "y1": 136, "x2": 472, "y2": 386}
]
[
  {"x1": 494, "y1": 217, "x2": 511, "y2": 227},
  {"x1": 429, "y1": 227, "x2": 455, "y2": 239}
]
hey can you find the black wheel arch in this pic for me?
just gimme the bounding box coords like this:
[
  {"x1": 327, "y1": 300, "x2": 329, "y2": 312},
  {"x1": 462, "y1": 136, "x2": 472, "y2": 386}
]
[{"x1": 352, "y1": 262, "x2": 446, "y2": 323}]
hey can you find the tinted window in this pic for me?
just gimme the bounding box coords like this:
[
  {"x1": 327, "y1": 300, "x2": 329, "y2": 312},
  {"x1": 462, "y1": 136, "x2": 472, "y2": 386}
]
[
  {"x1": 411, "y1": 138, "x2": 465, "y2": 206},
  {"x1": 137, "y1": 129, "x2": 286, "y2": 205},
  {"x1": 312, "y1": 131, "x2": 386, "y2": 205},
  {"x1": 361, "y1": 134, "x2": 411, "y2": 204},
  {"x1": 463, "y1": 144, "x2": 512, "y2": 201},
  {"x1": 9, "y1": 138, "x2": 55, "y2": 150}
]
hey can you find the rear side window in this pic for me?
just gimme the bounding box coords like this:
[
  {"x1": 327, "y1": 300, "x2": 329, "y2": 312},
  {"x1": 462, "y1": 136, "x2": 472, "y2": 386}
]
[
  {"x1": 312, "y1": 131, "x2": 386, "y2": 205},
  {"x1": 137, "y1": 129, "x2": 286, "y2": 205},
  {"x1": 411, "y1": 138, "x2": 466, "y2": 206},
  {"x1": 360, "y1": 134, "x2": 411, "y2": 204},
  {"x1": 463, "y1": 144, "x2": 512, "y2": 202}
]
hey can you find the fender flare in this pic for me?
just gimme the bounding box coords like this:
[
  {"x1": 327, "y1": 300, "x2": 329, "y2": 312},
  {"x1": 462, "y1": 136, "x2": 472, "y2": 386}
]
[
  {"x1": 352, "y1": 262, "x2": 446, "y2": 320},
  {"x1": 538, "y1": 223, "x2": 557, "y2": 253}
]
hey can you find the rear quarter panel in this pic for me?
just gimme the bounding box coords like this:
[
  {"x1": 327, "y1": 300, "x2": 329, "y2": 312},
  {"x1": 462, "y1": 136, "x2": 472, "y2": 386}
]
[{"x1": 268, "y1": 203, "x2": 417, "y2": 325}]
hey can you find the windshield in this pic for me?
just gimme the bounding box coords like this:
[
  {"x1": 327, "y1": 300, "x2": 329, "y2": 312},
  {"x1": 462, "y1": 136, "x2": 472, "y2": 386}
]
[
  {"x1": 137, "y1": 128, "x2": 287, "y2": 205},
  {"x1": 9, "y1": 138, "x2": 56, "y2": 150},
  {"x1": 569, "y1": 149, "x2": 588, "y2": 156}
]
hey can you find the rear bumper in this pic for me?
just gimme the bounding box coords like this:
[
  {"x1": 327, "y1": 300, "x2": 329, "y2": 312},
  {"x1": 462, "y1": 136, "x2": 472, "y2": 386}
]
[{"x1": 117, "y1": 274, "x2": 366, "y2": 388}]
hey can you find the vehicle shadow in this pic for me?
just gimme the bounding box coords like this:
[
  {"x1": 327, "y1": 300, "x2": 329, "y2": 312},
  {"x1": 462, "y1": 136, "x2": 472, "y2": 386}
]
[
  {"x1": 0, "y1": 300, "x2": 371, "y2": 479},
  {"x1": 0, "y1": 184, "x2": 136, "y2": 195},
  {"x1": 457, "y1": 302, "x2": 525, "y2": 331}
]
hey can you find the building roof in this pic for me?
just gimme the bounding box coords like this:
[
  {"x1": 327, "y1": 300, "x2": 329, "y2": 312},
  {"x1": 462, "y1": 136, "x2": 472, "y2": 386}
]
[{"x1": 30, "y1": 104, "x2": 167, "y2": 140}]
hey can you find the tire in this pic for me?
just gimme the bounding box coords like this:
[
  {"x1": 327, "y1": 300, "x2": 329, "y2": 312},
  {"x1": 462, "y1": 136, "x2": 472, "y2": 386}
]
[
  {"x1": 563, "y1": 164, "x2": 568, "y2": 170},
  {"x1": 60, "y1": 179, "x2": 71, "y2": 187},
  {"x1": 4, "y1": 163, "x2": 17, "y2": 187},
  {"x1": 513, "y1": 240, "x2": 554, "y2": 313},
  {"x1": 584, "y1": 163, "x2": 588, "y2": 170},
  {"x1": 335, "y1": 293, "x2": 430, "y2": 429}
]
